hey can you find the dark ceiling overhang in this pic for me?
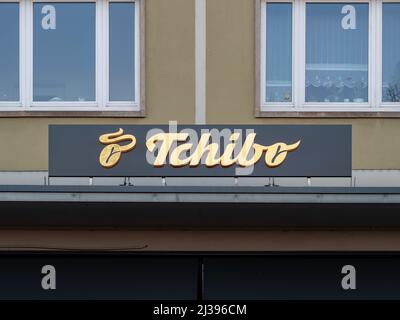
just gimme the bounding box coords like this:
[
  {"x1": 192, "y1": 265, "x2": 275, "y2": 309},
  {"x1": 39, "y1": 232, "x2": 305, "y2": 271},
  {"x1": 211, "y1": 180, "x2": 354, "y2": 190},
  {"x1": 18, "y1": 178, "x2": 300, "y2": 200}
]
[{"x1": 0, "y1": 185, "x2": 400, "y2": 228}]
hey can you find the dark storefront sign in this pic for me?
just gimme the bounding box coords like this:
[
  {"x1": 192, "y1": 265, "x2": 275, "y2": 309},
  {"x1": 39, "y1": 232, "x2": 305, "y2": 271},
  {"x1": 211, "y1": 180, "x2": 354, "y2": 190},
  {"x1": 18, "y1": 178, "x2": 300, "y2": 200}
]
[
  {"x1": 49, "y1": 125, "x2": 352, "y2": 177},
  {"x1": 1, "y1": 253, "x2": 400, "y2": 300}
]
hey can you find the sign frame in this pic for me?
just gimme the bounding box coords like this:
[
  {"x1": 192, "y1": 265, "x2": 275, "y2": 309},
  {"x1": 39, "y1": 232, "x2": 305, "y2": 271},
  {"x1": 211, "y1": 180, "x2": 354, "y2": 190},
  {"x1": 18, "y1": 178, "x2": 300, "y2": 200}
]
[{"x1": 48, "y1": 125, "x2": 352, "y2": 178}]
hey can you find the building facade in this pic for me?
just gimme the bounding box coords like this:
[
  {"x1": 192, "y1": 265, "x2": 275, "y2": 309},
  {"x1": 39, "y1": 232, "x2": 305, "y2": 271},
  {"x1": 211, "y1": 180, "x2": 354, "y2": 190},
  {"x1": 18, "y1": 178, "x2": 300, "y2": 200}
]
[{"x1": 1, "y1": 0, "x2": 400, "y2": 299}]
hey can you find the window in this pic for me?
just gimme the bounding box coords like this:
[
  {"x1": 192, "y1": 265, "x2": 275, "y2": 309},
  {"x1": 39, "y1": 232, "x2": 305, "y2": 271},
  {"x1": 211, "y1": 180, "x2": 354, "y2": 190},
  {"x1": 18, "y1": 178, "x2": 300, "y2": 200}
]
[
  {"x1": 382, "y1": 2, "x2": 400, "y2": 103},
  {"x1": 306, "y1": 3, "x2": 369, "y2": 103},
  {"x1": 265, "y1": 3, "x2": 292, "y2": 103},
  {"x1": 109, "y1": 2, "x2": 136, "y2": 102},
  {"x1": 0, "y1": 0, "x2": 144, "y2": 114},
  {"x1": 33, "y1": 3, "x2": 96, "y2": 102},
  {"x1": 257, "y1": 0, "x2": 400, "y2": 114},
  {"x1": 0, "y1": 3, "x2": 19, "y2": 102}
]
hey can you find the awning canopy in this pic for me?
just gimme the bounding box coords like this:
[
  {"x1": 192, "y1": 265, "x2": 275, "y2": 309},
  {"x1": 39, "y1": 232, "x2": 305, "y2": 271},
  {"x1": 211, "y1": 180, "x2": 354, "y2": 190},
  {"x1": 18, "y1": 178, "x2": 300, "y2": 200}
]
[{"x1": 0, "y1": 185, "x2": 400, "y2": 228}]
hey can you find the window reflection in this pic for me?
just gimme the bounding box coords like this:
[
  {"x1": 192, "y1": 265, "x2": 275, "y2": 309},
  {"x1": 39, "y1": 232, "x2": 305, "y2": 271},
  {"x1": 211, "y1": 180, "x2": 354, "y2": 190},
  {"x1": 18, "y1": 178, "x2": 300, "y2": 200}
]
[
  {"x1": 305, "y1": 3, "x2": 369, "y2": 103},
  {"x1": 109, "y1": 2, "x2": 136, "y2": 102},
  {"x1": 0, "y1": 3, "x2": 19, "y2": 102},
  {"x1": 33, "y1": 3, "x2": 95, "y2": 102},
  {"x1": 383, "y1": 3, "x2": 400, "y2": 102},
  {"x1": 266, "y1": 3, "x2": 292, "y2": 103}
]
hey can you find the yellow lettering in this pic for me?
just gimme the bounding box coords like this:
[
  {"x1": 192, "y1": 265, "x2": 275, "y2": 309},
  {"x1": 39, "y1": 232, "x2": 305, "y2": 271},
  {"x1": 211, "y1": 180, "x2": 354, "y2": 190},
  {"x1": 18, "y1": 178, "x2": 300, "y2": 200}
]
[
  {"x1": 236, "y1": 133, "x2": 265, "y2": 167},
  {"x1": 220, "y1": 133, "x2": 241, "y2": 167},
  {"x1": 265, "y1": 141, "x2": 301, "y2": 167},
  {"x1": 170, "y1": 142, "x2": 194, "y2": 167},
  {"x1": 146, "y1": 133, "x2": 189, "y2": 167},
  {"x1": 189, "y1": 134, "x2": 221, "y2": 167},
  {"x1": 100, "y1": 130, "x2": 301, "y2": 170}
]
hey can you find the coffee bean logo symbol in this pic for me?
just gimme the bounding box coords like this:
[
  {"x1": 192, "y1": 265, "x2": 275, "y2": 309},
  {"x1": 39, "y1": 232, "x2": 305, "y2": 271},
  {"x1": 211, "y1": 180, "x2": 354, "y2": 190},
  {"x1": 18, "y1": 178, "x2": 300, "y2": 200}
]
[
  {"x1": 99, "y1": 144, "x2": 123, "y2": 168},
  {"x1": 99, "y1": 128, "x2": 136, "y2": 168}
]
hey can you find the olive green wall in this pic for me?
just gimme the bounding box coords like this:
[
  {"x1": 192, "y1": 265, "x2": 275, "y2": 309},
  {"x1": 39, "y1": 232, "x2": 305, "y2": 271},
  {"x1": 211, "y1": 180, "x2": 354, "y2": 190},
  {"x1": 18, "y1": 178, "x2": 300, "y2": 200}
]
[
  {"x1": 0, "y1": 0, "x2": 399, "y2": 171},
  {"x1": 0, "y1": 0, "x2": 195, "y2": 171},
  {"x1": 206, "y1": 0, "x2": 400, "y2": 169}
]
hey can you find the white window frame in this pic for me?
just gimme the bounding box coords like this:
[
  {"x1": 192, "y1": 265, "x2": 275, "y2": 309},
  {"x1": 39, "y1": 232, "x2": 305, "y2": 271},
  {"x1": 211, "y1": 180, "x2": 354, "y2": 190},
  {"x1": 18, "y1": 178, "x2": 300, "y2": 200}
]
[
  {"x1": 0, "y1": 0, "x2": 143, "y2": 113},
  {"x1": 258, "y1": 0, "x2": 400, "y2": 114}
]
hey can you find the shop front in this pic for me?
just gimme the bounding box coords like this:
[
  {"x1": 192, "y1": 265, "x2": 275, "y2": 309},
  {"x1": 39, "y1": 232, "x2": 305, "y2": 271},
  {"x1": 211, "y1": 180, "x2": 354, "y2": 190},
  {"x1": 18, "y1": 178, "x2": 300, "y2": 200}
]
[
  {"x1": 0, "y1": 123, "x2": 399, "y2": 300},
  {"x1": 1, "y1": 0, "x2": 400, "y2": 301}
]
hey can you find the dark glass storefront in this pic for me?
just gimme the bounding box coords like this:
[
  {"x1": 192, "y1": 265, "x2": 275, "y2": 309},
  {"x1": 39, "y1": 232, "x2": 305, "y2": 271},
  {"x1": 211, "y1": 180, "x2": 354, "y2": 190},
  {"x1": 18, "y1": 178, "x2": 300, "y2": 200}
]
[{"x1": 1, "y1": 253, "x2": 400, "y2": 300}]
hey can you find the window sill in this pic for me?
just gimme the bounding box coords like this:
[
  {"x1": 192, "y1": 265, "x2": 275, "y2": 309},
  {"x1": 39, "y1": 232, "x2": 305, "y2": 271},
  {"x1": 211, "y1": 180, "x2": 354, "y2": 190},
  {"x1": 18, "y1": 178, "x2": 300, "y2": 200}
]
[
  {"x1": 256, "y1": 109, "x2": 400, "y2": 118},
  {"x1": 0, "y1": 109, "x2": 146, "y2": 118}
]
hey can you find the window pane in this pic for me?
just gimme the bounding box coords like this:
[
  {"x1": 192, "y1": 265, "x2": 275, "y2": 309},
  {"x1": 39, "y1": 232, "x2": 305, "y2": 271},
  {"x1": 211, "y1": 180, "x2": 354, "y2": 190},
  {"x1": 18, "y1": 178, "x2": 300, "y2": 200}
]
[
  {"x1": 306, "y1": 3, "x2": 368, "y2": 103},
  {"x1": 109, "y1": 2, "x2": 135, "y2": 102},
  {"x1": 383, "y1": 3, "x2": 400, "y2": 102},
  {"x1": 266, "y1": 3, "x2": 292, "y2": 103},
  {"x1": 33, "y1": 3, "x2": 95, "y2": 102},
  {"x1": 0, "y1": 3, "x2": 19, "y2": 102}
]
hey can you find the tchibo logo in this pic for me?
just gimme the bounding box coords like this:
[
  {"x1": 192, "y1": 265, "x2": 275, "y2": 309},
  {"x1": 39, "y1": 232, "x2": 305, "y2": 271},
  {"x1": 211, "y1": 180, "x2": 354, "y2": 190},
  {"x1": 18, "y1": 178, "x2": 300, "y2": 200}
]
[
  {"x1": 98, "y1": 127, "x2": 301, "y2": 171},
  {"x1": 99, "y1": 128, "x2": 137, "y2": 168}
]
